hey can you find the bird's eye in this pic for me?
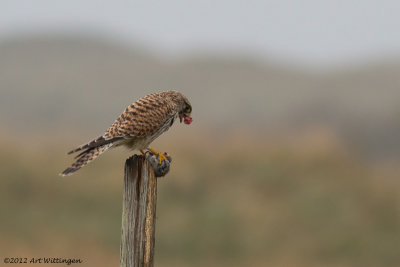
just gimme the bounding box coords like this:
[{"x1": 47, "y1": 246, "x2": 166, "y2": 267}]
[{"x1": 185, "y1": 106, "x2": 191, "y2": 113}]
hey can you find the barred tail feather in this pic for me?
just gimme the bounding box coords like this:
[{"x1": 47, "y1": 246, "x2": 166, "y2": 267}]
[
  {"x1": 67, "y1": 135, "x2": 119, "y2": 155},
  {"x1": 60, "y1": 144, "x2": 112, "y2": 176}
]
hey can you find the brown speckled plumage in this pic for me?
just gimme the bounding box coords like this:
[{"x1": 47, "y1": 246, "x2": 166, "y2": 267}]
[{"x1": 60, "y1": 90, "x2": 192, "y2": 176}]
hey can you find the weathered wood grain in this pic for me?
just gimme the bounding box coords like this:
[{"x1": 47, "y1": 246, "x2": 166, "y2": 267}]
[{"x1": 120, "y1": 155, "x2": 157, "y2": 267}]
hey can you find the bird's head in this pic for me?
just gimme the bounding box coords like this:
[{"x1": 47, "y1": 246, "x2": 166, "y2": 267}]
[
  {"x1": 179, "y1": 102, "x2": 192, "y2": 125},
  {"x1": 167, "y1": 90, "x2": 192, "y2": 125}
]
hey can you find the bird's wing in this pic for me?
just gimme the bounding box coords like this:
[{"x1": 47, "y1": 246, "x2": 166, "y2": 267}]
[{"x1": 104, "y1": 93, "x2": 173, "y2": 140}]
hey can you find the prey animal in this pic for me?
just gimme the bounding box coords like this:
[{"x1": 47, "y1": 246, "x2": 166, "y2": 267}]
[{"x1": 60, "y1": 90, "x2": 192, "y2": 176}]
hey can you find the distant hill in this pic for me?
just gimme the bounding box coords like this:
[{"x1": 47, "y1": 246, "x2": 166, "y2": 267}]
[{"x1": 0, "y1": 35, "x2": 399, "y2": 159}]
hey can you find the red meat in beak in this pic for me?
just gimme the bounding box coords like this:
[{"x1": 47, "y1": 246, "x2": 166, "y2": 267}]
[{"x1": 183, "y1": 115, "x2": 192, "y2": 125}]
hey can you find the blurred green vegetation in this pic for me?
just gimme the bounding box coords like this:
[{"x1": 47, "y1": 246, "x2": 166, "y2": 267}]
[{"x1": 0, "y1": 132, "x2": 399, "y2": 267}]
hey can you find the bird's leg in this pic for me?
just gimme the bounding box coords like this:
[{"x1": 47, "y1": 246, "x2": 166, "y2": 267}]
[{"x1": 147, "y1": 148, "x2": 168, "y2": 165}]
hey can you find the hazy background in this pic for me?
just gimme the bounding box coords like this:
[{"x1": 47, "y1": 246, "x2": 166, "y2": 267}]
[{"x1": 1, "y1": 1, "x2": 399, "y2": 266}]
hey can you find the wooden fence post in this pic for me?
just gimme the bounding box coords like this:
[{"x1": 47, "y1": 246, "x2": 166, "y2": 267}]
[{"x1": 120, "y1": 155, "x2": 157, "y2": 267}]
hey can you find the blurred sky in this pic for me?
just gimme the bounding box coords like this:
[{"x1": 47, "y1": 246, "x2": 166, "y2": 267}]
[{"x1": 1, "y1": 0, "x2": 400, "y2": 67}]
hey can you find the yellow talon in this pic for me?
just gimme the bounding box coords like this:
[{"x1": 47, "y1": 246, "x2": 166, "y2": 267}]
[
  {"x1": 148, "y1": 148, "x2": 167, "y2": 165},
  {"x1": 158, "y1": 153, "x2": 168, "y2": 165}
]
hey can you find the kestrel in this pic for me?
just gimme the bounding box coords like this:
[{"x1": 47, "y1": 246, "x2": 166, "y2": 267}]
[{"x1": 60, "y1": 90, "x2": 192, "y2": 176}]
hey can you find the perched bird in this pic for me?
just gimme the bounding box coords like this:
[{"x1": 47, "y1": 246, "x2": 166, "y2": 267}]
[{"x1": 60, "y1": 90, "x2": 192, "y2": 176}]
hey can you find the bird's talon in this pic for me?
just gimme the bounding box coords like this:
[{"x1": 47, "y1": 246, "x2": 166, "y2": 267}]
[
  {"x1": 158, "y1": 153, "x2": 168, "y2": 165},
  {"x1": 147, "y1": 148, "x2": 168, "y2": 165}
]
